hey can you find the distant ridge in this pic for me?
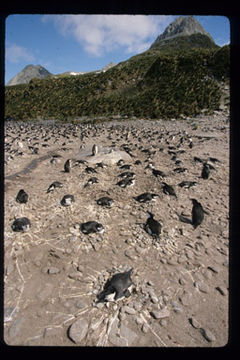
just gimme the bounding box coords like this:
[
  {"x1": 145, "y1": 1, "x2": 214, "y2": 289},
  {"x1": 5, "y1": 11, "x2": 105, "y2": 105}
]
[{"x1": 7, "y1": 64, "x2": 52, "y2": 86}]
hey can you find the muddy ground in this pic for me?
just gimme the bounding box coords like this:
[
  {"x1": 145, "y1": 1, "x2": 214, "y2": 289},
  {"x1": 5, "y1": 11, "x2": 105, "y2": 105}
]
[{"x1": 4, "y1": 112, "x2": 229, "y2": 347}]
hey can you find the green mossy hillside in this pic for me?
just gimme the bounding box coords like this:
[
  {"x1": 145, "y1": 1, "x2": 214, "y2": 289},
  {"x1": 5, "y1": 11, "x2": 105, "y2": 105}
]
[{"x1": 5, "y1": 45, "x2": 230, "y2": 121}]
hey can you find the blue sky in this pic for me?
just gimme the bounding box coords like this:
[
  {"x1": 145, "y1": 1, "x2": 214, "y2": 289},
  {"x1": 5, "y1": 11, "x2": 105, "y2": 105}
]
[{"x1": 5, "y1": 15, "x2": 230, "y2": 84}]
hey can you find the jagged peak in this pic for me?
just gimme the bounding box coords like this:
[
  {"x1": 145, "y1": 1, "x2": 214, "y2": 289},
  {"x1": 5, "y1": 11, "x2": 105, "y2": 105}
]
[{"x1": 150, "y1": 15, "x2": 215, "y2": 49}]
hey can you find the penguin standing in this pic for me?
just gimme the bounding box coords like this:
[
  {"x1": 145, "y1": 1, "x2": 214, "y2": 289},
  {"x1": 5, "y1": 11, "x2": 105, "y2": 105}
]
[
  {"x1": 64, "y1": 159, "x2": 71, "y2": 173},
  {"x1": 201, "y1": 163, "x2": 210, "y2": 179},
  {"x1": 191, "y1": 198, "x2": 205, "y2": 229},
  {"x1": 144, "y1": 212, "x2": 162, "y2": 239}
]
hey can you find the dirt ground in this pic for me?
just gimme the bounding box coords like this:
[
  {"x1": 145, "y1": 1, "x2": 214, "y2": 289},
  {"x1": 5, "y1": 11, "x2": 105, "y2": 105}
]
[{"x1": 4, "y1": 111, "x2": 229, "y2": 347}]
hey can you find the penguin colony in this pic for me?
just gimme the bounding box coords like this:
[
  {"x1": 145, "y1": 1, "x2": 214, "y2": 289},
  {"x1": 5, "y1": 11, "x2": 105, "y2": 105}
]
[{"x1": 6, "y1": 119, "x2": 222, "y2": 303}]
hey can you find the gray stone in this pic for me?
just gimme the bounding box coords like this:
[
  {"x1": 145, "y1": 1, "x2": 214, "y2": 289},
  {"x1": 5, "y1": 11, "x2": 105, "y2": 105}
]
[
  {"x1": 200, "y1": 328, "x2": 216, "y2": 342},
  {"x1": 122, "y1": 305, "x2": 136, "y2": 315},
  {"x1": 171, "y1": 301, "x2": 183, "y2": 314},
  {"x1": 159, "y1": 318, "x2": 167, "y2": 326},
  {"x1": 215, "y1": 286, "x2": 228, "y2": 296},
  {"x1": 75, "y1": 300, "x2": 87, "y2": 309},
  {"x1": 74, "y1": 144, "x2": 131, "y2": 166},
  {"x1": 8, "y1": 316, "x2": 25, "y2": 338},
  {"x1": 120, "y1": 323, "x2": 138, "y2": 345},
  {"x1": 108, "y1": 318, "x2": 137, "y2": 346},
  {"x1": 189, "y1": 317, "x2": 201, "y2": 329},
  {"x1": 48, "y1": 267, "x2": 60, "y2": 274},
  {"x1": 68, "y1": 318, "x2": 88, "y2": 344},
  {"x1": 150, "y1": 308, "x2": 170, "y2": 319},
  {"x1": 207, "y1": 265, "x2": 220, "y2": 274},
  {"x1": 194, "y1": 281, "x2": 209, "y2": 293},
  {"x1": 141, "y1": 323, "x2": 148, "y2": 333}
]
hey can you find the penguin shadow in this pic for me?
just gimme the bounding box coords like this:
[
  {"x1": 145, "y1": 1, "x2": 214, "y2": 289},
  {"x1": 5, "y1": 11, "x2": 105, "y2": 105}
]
[{"x1": 176, "y1": 212, "x2": 192, "y2": 225}]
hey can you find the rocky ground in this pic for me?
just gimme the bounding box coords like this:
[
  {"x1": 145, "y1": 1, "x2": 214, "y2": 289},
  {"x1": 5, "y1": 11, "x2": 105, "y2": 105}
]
[{"x1": 4, "y1": 111, "x2": 229, "y2": 347}]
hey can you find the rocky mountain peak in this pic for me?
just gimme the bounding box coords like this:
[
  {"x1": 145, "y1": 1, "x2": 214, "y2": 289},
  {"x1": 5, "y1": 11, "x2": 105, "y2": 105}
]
[
  {"x1": 150, "y1": 15, "x2": 215, "y2": 49},
  {"x1": 7, "y1": 64, "x2": 52, "y2": 86}
]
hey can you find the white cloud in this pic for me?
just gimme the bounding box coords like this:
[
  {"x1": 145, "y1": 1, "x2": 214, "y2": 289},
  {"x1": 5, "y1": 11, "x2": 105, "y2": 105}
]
[
  {"x1": 42, "y1": 15, "x2": 174, "y2": 56},
  {"x1": 6, "y1": 43, "x2": 35, "y2": 63}
]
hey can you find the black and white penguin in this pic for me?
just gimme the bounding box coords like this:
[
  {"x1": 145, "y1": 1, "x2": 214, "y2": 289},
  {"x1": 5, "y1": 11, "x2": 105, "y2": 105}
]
[
  {"x1": 97, "y1": 268, "x2": 133, "y2": 302},
  {"x1": 144, "y1": 212, "x2": 162, "y2": 239},
  {"x1": 152, "y1": 168, "x2": 167, "y2": 178},
  {"x1": 92, "y1": 144, "x2": 98, "y2": 156},
  {"x1": 80, "y1": 221, "x2": 104, "y2": 235},
  {"x1": 161, "y1": 182, "x2": 177, "y2": 198},
  {"x1": 173, "y1": 167, "x2": 187, "y2": 173},
  {"x1": 117, "y1": 159, "x2": 124, "y2": 167},
  {"x1": 96, "y1": 196, "x2": 114, "y2": 207},
  {"x1": 118, "y1": 171, "x2": 135, "y2": 179},
  {"x1": 47, "y1": 181, "x2": 63, "y2": 193},
  {"x1": 134, "y1": 192, "x2": 159, "y2": 203},
  {"x1": 191, "y1": 198, "x2": 205, "y2": 229},
  {"x1": 201, "y1": 163, "x2": 210, "y2": 179},
  {"x1": 12, "y1": 217, "x2": 31, "y2": 232},
  {"x1": 64, "y1": 159, "x2": 71, "y2": 173},
  {"x1": 16, "y1": 189, "x2": 28, "y2": 204},
  {"x1": 120, "y1": 164, "x2": 131, "y2": 170},
  {"x1": 194, "y1": 156, "x2": 203, "y2": 163},
  {"x1": 135, "y1": 160, "x2": 142, "y2": 165},
  {"x1": 60, "y1": 194, "x2": 75, "y2": 206},
  {"x1": 208, "y1": 157, "x2": 221, "y2": 164},
  {"x1": 84, "y1": 177, "x2": 99, "y2": 188},
  {"x1": 85, "y1": 166, "x2": 97, "y2": 174},
  {"x1": 178, "y1": 181, "x2": 198, "y2": 188},
  {"x1": 117, "y1": 178, "x2": 135, "y2": 188}
]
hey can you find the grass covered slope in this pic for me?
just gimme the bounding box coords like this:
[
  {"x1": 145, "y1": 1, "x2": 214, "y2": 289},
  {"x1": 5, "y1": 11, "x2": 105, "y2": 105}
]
[{"x1": 5, "y1": 45, "x2": 230, "y2": 121}]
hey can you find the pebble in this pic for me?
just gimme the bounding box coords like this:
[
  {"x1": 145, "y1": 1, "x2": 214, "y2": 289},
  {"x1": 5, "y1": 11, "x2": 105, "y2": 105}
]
[
  {"x1": 75, "y1": 300, "x2": 87, "y2": 309},
  {"x1": 133, "y1": 301, "x2": 142, "y2": 311},
  {"x1": 68, "y1": 318, "x2": 88, "y2": 344},
  {"x1": 189, "y1": 317, "x2": 201, "y2": 329},
  {"x1": 194, "y1": 281, "x2": 209, "y2": 293},
  {"x1": 171, "y1": 301, "x2": 183, "y2": 314},
  {"x1": 200, "y1": 328, "x2": 216, "y2": 342},
  {"x1": 215, "y1": 286, "x2": 228, "y2": 296},
  {"x1": 135, "y1": 316, "x2": 143, "y2": 325},
  {"x1": 159, "y1": 318, "x2": 167, "y2": 326},
  {"x1": 141, "y1": 323, "x2": 148, "y2": 333},
  {"x1": 8, "y1": 316, "x2": 25, "y2": 339},
  {"x1": 47, "y1": 267, "x2": 61, "y2": 274},
  {"x1": 207, "y1": 265, "x2": 220, "y2": 274},
  {"x1": 122, "y1": 305, "x2": 136, "y2": 315},
  {"x1": 150, "y1": 308, "x2": 170, "y2": 319}
]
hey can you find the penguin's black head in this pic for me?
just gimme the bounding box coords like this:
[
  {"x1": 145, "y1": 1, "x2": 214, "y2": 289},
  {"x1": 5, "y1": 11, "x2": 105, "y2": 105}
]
[{"x1": 191, "y1": 198, "x2": 198, "y2": 205}]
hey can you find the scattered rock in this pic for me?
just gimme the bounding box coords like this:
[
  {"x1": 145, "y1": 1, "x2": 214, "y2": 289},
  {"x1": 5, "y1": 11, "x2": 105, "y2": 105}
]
[
  {"x1": 194, "y1": 281, "x2": 209, "y2": 293},
  {"x1": 47, "y1": 267, "x2": 61, "y2": 274},
  {"x1": 215, "y1": 286, "x2": 228, "y2": 296},
  {"x1": 122, "y1": 305, "x2": 136, "y2": 315},
  {"x1": 141, "y1": 323, "x2": 148, "y2": 333},
  {"x1": 8, "y1": 317, "x2": 25, "y2": 339},
  {"x1": 68, "y1": 318, "x2": 88, "y2": 344},
  {"x1": 200, "y1": 328, "x2": 216, "y2": 342},
  {"x1": 189, "y1": 317, "x2": 201, "y2": 329},
  {"x1": 150, "y1": 308, "x2": 170, "y2": 319}
]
